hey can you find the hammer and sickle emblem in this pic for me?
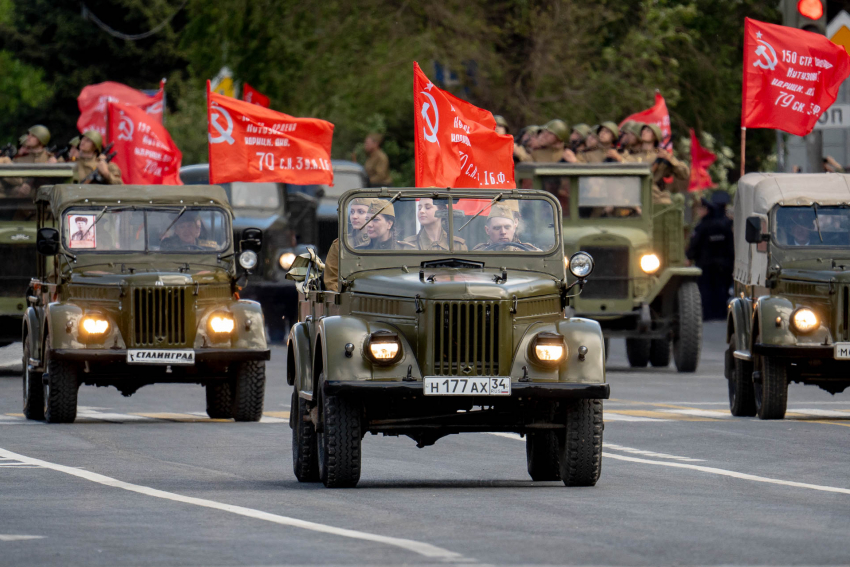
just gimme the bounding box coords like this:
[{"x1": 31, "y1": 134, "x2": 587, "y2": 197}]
[
  {"x1": 209, "y1": 103, "x2": 235, "y2": 145},
  {"x1": 420, "y1": 91, "x2": 439, "y2": 145},
  {"x1": 753, "y1": 39, "x2": 778, "y2": 71},
  {"x1": 117, "y1": 115, "x2": 134, "y2": 142}
]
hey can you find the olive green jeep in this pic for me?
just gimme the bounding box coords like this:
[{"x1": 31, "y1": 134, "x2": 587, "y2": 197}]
[
  {"x1": 286, "y1": 187, "x2": 608, "y2": 488},
  {"x1": 22, "y1": 183, "x2": 270, "y2": 423},
  {"x1": 726, "y1": 173, "x2": 850, "y2": 419},
  {"x1": 516, "y1": 162, "x2": 703, "y2": 372},
  {"x1": 0, "y1": 163, "x2": 74, "y2": 345}
]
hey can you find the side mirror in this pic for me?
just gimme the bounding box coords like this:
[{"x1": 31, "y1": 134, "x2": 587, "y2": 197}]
[
  {"x1": 36, "y1": 227, "x2": 60, "y2": 256},
  {"x1": 745, "y1": 216, "x2": 768, "y2": 244},
  {"x1": 240, "y1": 228, "x2": 263, "y2": 252}
]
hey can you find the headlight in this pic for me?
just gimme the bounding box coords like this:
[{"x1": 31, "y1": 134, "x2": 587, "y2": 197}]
[
  {"x1": 640, "y1": 253, "x2": 661, "y2": 274},
  {"x1": 279, "y1": 252, "x2": 296, "y2": 270},
  {"x1": 791, "y1": 308, "x2": 818, "y2": 334},
  {"x1": 529, "y1": 332, "x2": 567, "y2": 367},
  {"x1": 209, "y1": 314, "x2": 235, "y2": 334},
  {"x1": 81, "y1": 316, "x2": 109, "y2": 334},
  {"x1": 238, "y1": 250, "x2": 258, "y2": 270},
  {"x1": 568, "y1": 252, "x2": 594, "y2": 278},
  {"x1": 365, "y1": 331, "x2": 402, "y2": 365}
]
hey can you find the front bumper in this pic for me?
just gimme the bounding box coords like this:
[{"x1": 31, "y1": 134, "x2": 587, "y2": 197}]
[
  {"x1": 51, "y1": 348, "x2": 271, "y2": 363},
  {"x1": 323, "y1": 380, "x2": 610, "y2": 400},
  {"x1": 753, "y1": 343, "x2": 834, "y2": 358}
]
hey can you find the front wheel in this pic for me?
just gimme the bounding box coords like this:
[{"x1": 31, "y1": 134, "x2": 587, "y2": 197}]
[
  {"x1": 317, "y1": 379, "x2": 362, "y2": 488},
  {"x1": 292, "y1": 390, "x2": 319, "y2": 482},
  {"x1": 205, "y1": 381, "x2": 233, "y2": 419},
  {"x1": 727, "y1": 333, "x2": 756, "y2": 417},
  {"x1": 43, "y1": 338, "x2": 78, "y2": 424},
  {"x1": 625, "y1": 338, "x2": 650, "y2": 368},
  {"x1": 22, "y1": 339, "x2": 44, "y2": 420},
  {"x1": 231, "y1": 361, "x2": 266, "y2": 422},
  {"x1": 673, "y1": 282, "x2": 703, "y2": 372},
  {"x1": 559, "y1": 399, "x2": 603, "y2": 487},
  {"x1": 754, "y1": 345, "x2": 788, "y2": 420}
]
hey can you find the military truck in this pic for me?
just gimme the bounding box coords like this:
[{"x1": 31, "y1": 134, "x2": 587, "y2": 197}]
[
  {"x1": 23, "y1": 183, "x2": 270, "y2": 423},
  {"x1": 726, "y1": 173, "x2": 850, "y2": 419},
  {"x1": 0, "y1": 163, "x2": 74, "y2": 346},
  {"x1": 286, "y1": 187, "x2": 608, "y2": 488},
  {"x1": 180, "y1": 163, "x2": 320, "y2": 341},
  {"x1": 516, "y1": 162, "x2": 703, "y2": 372}
]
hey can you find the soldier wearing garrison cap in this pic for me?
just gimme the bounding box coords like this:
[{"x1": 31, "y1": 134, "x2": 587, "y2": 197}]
[
  {"x1": 354, "y1": 199, "x2": 401, "y2": 251},
  {"x1": 324, "y1": 197, "x2": 376, "y2": 291},
  {"x1": 472, "y1": 203, "x2": 540, "y2": 251}
]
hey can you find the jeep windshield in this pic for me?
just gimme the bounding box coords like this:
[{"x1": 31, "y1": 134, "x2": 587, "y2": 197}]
[
  {"x1": 62, "y1": 206, "x2": 230, "y2": 253},
  {"x1": 343, "y1": 194, "x2": 558, "y2": 254},
  {"x1": 775, "y1": 205, "x2": 850, "y2": 247}
]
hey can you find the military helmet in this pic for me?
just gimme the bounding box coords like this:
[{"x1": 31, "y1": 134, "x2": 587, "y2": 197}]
[
  {"x1": 571, "y1": 123, "x2": 592, "y2": 140},
  {"x1": 368, "y1": 199, "x2": 395, "y2": 218},
  {"x1": 625, "y1": 121, "x2": 646, "y2": 137},
  {"x1": 598, "y1": 121, "x2": 620, "y2": 138},
  {"x1": 18, "y1": 135, "x2": 27, "y2": 147},
  {"x1": 82, "y1": 130, "x2": 104, "y2": 152},
  {"x1": 27, "y1": 125, "x2": 51, "y2": 146},
  {"x1": 642, "y1": 123, "x2": 663, "y2": 145},
  {"x1": 69, "y1": 136, "x2": 81, "y2": 148},
  {"x1": 494, "y1": 115, "x2": 509, "y2": 129},
  {"x1": 542, "y1": 119, "x2": 568, "y2": 142}
]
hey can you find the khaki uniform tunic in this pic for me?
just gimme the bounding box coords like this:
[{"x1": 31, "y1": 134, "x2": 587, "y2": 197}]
[
  {"x1": 72, "y1": 157, "x2": 123, "y2": 185},
  {"x1": 364, "y1": 149, "x2": 392, "y2": 186},
  {"x1": 13, "y1": 150, "x2": 51, "y2": 164},
  {"x1": 531, "y1": 146, "x2": 564, "y2": 163},
  {"x1": 400, "y1": 228, "x2": 467, "y2": 251},
  {"x1": 624, "y1": 149, "x2": 689, "y2": 205},
  {"x1": 323, "y1": 229, "x2": 369, "y2": 292}
]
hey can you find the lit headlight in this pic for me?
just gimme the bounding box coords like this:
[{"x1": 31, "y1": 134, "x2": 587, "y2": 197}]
[
  {"x1": 366, "y1": 331, "x2": 402, "y2": 365},
  {"x1": 279, "y1": 252, "x2": 296, "y2": 270},
  {"x1": 568, "y1": 252, "x2": 594, "y2": 278},
  {"x1": 238, "y1": 250, "x2": 258, "y2": 270},
  {"x1": 791, "y1": 308, "x2": 818, "y2": 334},
  {"x1": 209, "y1": 314, "x2": 235, "y2": 334},
  {"x1": 640, "y1": 253, "x2": 661, "y2": 274},
  {"x1": 529, "y1": 332, "x2": 567, "y2": 367},
  {"x1": 81, "y1": 317, "x2": 109, "y2": 334}
]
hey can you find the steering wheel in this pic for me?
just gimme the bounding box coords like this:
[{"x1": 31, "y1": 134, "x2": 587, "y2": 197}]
[{"x1": 481, "y1": 241, "x2": 537, "y2": 252}]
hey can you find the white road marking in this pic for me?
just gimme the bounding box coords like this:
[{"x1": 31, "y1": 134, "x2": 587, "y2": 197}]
[
  {"x1": 76, "y1": 411, "x2": 161, "y2": 423},
  {"x1": 604, "y1": 412, "x2": 669, "y2": 422},
  {"x1": 0, "y1": 535, "x2": 45, "y2": 542},
  {"x1": 0, "y1": 447, "x2": 470, "y2": 562},
  {"x1": 788, "y1": 408, "x2": 850, "y2": 418},
  {"x1": 604, "y1": 443, "x2": 704, "y2": 462},
  {"x1": 661, "y1": 409, "x2": 733, "y2": 419}
]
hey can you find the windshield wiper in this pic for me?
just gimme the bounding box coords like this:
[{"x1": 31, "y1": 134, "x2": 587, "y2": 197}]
[
  {"x1": 362, "y1": 192, "x2": 402, "y2": 229},
  {"x1": 160, "y1": 206, "x2": 187, "y2": 240},
  {"x1": 457, "y1": 193, "x2": 503, "y2": 233},
  {"x1": 813, "y1": 204, "x2": 824, "y2": 243}
]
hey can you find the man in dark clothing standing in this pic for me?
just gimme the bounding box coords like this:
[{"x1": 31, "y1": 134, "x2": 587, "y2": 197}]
[{"x1": 687, "y1": 191, "x2": 734, "y2": 320}]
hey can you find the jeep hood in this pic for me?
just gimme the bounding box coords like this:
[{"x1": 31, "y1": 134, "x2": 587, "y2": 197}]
[
  {"x1": 68, "y1": 266, "x2": 232, "y2": 286},
  {"x1": 350, "y1": 269, "x2": 561, "y2": 300}
]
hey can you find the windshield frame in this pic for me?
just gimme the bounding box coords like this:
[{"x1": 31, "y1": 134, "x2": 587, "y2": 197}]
[
  {"x1": 60, "y1": 204, "x2": 232, "y2": 255},
  {"x1": 771, "y1": 204, "x2": 850, "y2": 250}
]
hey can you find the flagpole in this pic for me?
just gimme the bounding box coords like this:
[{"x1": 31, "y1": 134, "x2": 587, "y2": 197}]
[{"x1": 740, "y1": 127, "x2": 746, "y2": 178}]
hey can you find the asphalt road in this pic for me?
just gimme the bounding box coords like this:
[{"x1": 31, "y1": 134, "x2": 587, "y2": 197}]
[{"x1": 1, "y1": 322, "x2": 849, "y2": 566}]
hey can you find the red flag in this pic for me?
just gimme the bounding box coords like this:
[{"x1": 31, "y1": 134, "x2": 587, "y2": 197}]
[
  {"x1": 687, "y1": 129, "x2": 717, "y2": 192},
  {"x1": 207, "y1": 82, "x2": 334, "y2": 185},
  {"x1": 742, "y1": 18, "x2": 850, "y2": 136},
  {"x1": 242, "y1": 83, "x2": 271, "y2": 108},
  {"x1": 413, "y1": 62, "x2": 514, "y2": 188},
  {"x1": 107, "y1": 102, "x2": 182, "y2": 185},
  {"x1": 78, "y1": 81, "x2": 164, "y2": 140},
  {"x1": 620, "y1": 91, "x2": 671, "y2": 148}
]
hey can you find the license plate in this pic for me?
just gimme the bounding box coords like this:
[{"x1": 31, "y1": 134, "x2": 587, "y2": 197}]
[
  {"x1": 423, "y1": 376, "x2": 511, "y2": 396},
  {"x1": 127, "y1": 349, "x2": 195, "y2": 365},
  {"x1": 835, "y1": 343, "x2": 850, "y2": 359}
]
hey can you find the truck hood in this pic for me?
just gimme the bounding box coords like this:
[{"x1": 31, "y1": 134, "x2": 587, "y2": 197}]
[
  {"x1": 68, "y1": 267, "x2": 231, "y2": 286},
  {"x1": 564, "y1": 225, "x2": 650, "y2": 250},
  {"x1": 349, "y1": 269, "x2": 561, "y2": 300}
]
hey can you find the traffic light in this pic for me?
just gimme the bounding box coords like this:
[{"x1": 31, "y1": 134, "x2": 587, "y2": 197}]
[{"x1": 781, "y1": 0, "x2": 827, "y2": 34}]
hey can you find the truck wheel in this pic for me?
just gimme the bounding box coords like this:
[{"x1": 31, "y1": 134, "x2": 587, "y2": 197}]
[
  {"x1": 291, "y1": 391, "x2": 319, "y2": 482},
  {"x1": 317, "y1": 381, "x2": 362, "y2": 488},
  {"x1": 205, "y1": 381, "x2": 233, "y2": 419},
  {"x1": 559, "y1": 399, "x2": 603, "y2": 487},
  {"x1": 22, "y1": 340, "x2": 44, "y2": 420},
  {"x1": 625, "y1": 338, "x2": 650, "y2": 367},
  {"x1": 673, "y1": 282, "x2": 702, "y2": 373},
  {"x1": 727, "y1": 334, "x2": 756, "y2": 417},
  {"x1": 43, "y1": 340, "x2": 78, "y2": 424},
  {"x1": 526, "y1": 432, "x2": 561, "y2": 481},
  {"x1": 649, "y1": 338, "x2": 671, "y2": 367},
  {"x1": 231, "y1": 361, "x2": 266, "y2": 422},
  {"x1": 754, "y1": 349, "x2": 788, "y2": 420}
]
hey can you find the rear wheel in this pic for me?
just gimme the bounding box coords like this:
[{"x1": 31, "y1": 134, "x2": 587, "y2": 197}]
[
  {"x1": 43, "y1": 336, "x2": 78, "y2": 424},
  {"x1": 22, "y1": 339, "x2": 44, "y2": 420},
  {"x1": 625, "y1": 338, "x2": 650, "y2": 368},
  {"x1": 649, "y1": 338, "x2": 671, "y2": 367},
  {"x1": 559, "y1": 399, "x2": 603, "y2": 487},
  {"x1": 754, "y1": 340, "x2": 788, "y2": 420},
  {"x1": 231, "y1": 361, "x2": 266, "y2": 422},
  {"x1": 673, "y1": 282, "x2": 702, "y2": 372},
  {"x1": 205, "y1": 380, "x2": 233, "y2": 419},
  {"x1": 317, "y1": 376, "x2": 362, "y2": 488},
  {"x1": 727, "y1": 333, "x2": 756, "y2": 417},
  {"x1": 292, "y1": 390, "x2": 319, "y2": 482}
]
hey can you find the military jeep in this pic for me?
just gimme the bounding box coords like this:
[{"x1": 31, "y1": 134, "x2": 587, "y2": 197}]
[
  {"x1": 0, "y1": 163, "x2": 74, "y2": 345},
  {"x1": 726, "y1": 173, "x2": 850, "y2": 419},
  {"x1": 516, "y1": 162, "x2": 703, "y2": 372},
  {"x1": 22, "y1": 184, "x2": 270, "y2": 423},
  {"x1": 287, "y1": 187, "x2": 608, "y2": 488}
]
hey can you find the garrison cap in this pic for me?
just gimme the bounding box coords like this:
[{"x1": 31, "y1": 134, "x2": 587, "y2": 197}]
[
  {"x1": 351, "y1": 197, "x2": 376, "y2": 208},
  {"x1": 368, "y1": 199, "x2": 395, "y2": 218},
  {"x1": 487, "y1": 204, "x2": 515, "y2": 221}
]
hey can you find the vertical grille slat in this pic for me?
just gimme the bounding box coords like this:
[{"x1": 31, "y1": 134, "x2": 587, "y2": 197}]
[
  {"x1": 132, "y1": 286, "x2": 188, "y2": 347},
  {"x1": 432, "y1": 300, "x2": 501, "y2": 376},
  {"x1": 581, "y1": 245, "x2": 630, "y2": 299}
]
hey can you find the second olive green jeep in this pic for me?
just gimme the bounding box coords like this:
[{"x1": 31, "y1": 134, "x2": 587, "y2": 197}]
[
  {"x1": 287, "y1": 187, "x2": 608, "y2": 488},
  {"x1": 23, "y1": 183, "x2": 270, "y2": 423},
  {"x1": 516, "y1": 162, "x2": 703, "y2": 372}
]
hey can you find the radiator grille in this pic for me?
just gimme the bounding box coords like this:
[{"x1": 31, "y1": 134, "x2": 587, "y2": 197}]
[
  {"x1": 0, "y1": 244, "x2": 36, "y2": 297},
  {"x1": 581, "y1": 245, "x2": 629, "y2": 299},
  {"x1": 132, "y1": 286, "x2": 188, "y2": 346},
  {"x1": 432, "y1": 301, "x2": 500, "y2": 376}
]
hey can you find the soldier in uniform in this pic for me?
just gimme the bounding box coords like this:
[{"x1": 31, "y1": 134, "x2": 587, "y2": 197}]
[
  {"x1": 356, "y1": 200, "x2": 400, "y2": 250},
  {"x1": 63, "y1": 136, "x2": 81, "y2": 162},
  {"x1": 618, "y1": 121, "x2": 644, "y2": 157},
  {"x1": 625, "y1": 124, "x2": 688, "y2": 205},
  {"x1": 161, "y1": 212, "x2": 216, "y2": 250},
  {"x1": 575, "y1": 122, "x2": 619, "y2": 163},
  {"x1": 72, "y1": 130, "x2": 123, "y2": 185},
  {"x1": 687, "y1": 191, "x2": 734, "y2": 319},
  {"x1": 323, "y1": 197, "x2": 374, "y2": 292},
  {"x1": 400, "y1": 198, "x2": 467, "y2": 251},
  {"x1": 472, "y1": 204, "x2": 540, "y2": 251},
  {"x1": 363, "y1": 133, "x2": 393, "y2": 187},
  {"x1": 494, "y1": 115, "x2": 509, "y2": 136},
  {"x1": 531, "y1": 119, "x2": 568, "y2": 163},
  {"x1": 569, "y1": 124, "x2": 592, "y2": 152},
  {"x1": 16, "y1": 125, "x2": 55, "y2": 164}
]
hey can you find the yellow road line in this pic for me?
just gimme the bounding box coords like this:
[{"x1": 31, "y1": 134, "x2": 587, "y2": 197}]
[
  {"x1": 607, "y1": 409, "x2": 719, "y2": 422},
  {"x1": 263, "y1": 411, "x2": 290, "y2": 419}
]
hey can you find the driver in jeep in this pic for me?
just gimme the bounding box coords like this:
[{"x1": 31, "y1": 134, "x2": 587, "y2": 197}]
[
  {"x1": 161, "y1": 212, "x2": 216, "y2": 250},
  {"x1": 472, "y1": 204, "x2": 540, "y2": 251}
]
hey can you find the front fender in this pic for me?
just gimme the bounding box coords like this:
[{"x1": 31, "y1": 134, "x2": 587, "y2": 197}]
[
  {"x1": 509, "y1": 317, "x2": 606, "y2": 384},
  {"x1": 45, "y1": 303, "x2": 85, "y2": 351},
  {"x1": 23, "y1": 306, "x2": 42, "y2": 359},
  {"x1": 287, "y1": 322, "x2": 312, "y2": 390},
  {"x1": 726, "y1": 297, "x2": 752, "y2": 350},
  {"x1": 229, "y1": 300, "x2": 268, "y2": 350},
  {"x1": 316, "y1": 316, "x2": 422, "y2": 383},
  {"x1": 645, "y1": 266, "x2": 702, "y2": 302},
  {"x1": 756, "y1": 296, "x2": 831, "y2": 346}
]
